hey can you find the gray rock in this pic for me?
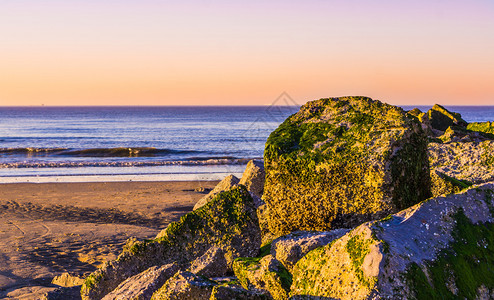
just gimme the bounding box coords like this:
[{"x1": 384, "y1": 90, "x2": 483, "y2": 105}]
[
  {"x1": 270, "y1": 229, "x2": 349, "y2": 272},
  {"x1": 188, "y1": 246, "x2": 228, "y2": 278},
  {"x1": 239, "y1": 160, "x2": 265, "y2": 200},
  {"x1": 151, "y1": 271, "x2": 215, "y2": 300},
  {"x1": 290, "y1": 183, "x2": 494, "y2": 299},
  {"x1": 429, "y1": 140, "x2": 494, "y2": 184},
  {"x1": 193, "y1": 175, "x2": 239, "y2": 210},
  {"x1": 42, "y1": 286, "x2": 82, "y2": 300},
  {"x1": 81, "y1": 186, "x2": 261, "y2": 300},
  {"x1": 102, "y1": 263, "x2": 179, "y2": 300}
]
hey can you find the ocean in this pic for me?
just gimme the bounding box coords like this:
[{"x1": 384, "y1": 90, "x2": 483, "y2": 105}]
[
  {"x1": 0, "y1": 106, "x2": 299, "y2": 182},
  {"x1": 1, "y1": 105, "x2": 493, "y2": 183}
]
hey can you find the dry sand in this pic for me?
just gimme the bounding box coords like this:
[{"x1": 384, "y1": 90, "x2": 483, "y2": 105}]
[{"x1": 0, "y1": 180, "x2": 218, "y2": 299}]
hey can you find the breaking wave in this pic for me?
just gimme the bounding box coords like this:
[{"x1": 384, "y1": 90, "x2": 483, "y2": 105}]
[
  {"x1": 0, "y1": 147, "x2": 202, "y2": 157},
  {"x1": 0, "y1": 157, "x2": 257, "y2": 169}
]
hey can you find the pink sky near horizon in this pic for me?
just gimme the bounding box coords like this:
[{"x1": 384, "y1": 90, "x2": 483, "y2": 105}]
[{"x1": 0, "y1": 0, "x2": 493, "y2": 106}]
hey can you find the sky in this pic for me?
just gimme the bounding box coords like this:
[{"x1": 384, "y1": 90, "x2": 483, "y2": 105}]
[{"x1": 0, "y1": 0, "x2": 493, "y2": 106}]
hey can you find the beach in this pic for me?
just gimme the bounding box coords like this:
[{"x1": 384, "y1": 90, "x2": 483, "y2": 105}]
[{"x1": 0, "y1": 180, "x2": 218, "y2": 299}]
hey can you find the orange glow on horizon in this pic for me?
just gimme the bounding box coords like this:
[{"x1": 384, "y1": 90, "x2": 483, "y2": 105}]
[{"x1": 0, "y1": 1, "x2": 493, "y2": 106}]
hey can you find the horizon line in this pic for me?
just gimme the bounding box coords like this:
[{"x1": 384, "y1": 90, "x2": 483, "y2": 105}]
[{"x1": 1, "y1": 104, "x2": 493, "y2": 108}]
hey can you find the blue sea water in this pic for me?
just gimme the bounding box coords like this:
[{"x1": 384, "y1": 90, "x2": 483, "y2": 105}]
[
  {"x1": 0, "y1": 106, "x2": 299, "y2": 182},
  {"x1": 0, "y1": 105, "x2": 493, "y2": 183}
]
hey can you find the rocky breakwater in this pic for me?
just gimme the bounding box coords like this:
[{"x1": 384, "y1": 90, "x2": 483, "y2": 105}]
[
  {"x1": 290, "y1": 182, "x2": 494, "y2": 299},
  {"x1": 77, "y1": 160, "x2": 266, "y2": 300},
  {"x1": 66, "y1": 98, "x2": 494, "y2": 299},
  {"x1": 262, "y1": 96, "x2": 431, "y2": 237},
  {"x1": 80, "y1": 184, "x2": 261, "y2": 299},
  {"x1": 408, "y1": 105, "x2": 494, "y2": 197}
]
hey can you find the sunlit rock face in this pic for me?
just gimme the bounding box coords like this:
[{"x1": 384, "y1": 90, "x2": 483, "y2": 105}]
[{"x1": 262, "y1": 96, "x2": 431, "y2": 237}]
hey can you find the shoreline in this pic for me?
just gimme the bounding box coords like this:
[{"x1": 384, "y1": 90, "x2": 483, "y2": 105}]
[
  {"x1": 0, "y1": 172, "x2": 242, "y2": 184},
  {"x1": 0, "y1": 180, "x2": 218, "y2": 299}
]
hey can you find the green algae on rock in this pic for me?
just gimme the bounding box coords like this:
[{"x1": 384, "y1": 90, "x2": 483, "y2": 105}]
[
  {"x1": 430, "y1": 170, "x2": 473, "y2": 198},
  {"x1": 405, "y1": 208, "x2": 494, "y2": 299},
  {"x1": 81, "y1": 186, "x2": 261, "y2": 300},
  {"x1": 262, "y1": 96, "x2": 431, "y2": 237},
  {"x1": 467, "y1": 121, "x2": 494, "y2": 135},
  {"x1": 290, "y1": 183, "x2": 494, "y2": 299},
  {"x1": 233, "y1": 255, "x2": 292, "y2": 300},
  {"x1": 270, "y1": 229, "x2": 349, "y2": 272},
  {"x1": 425, "y1": 104, "x2": 468, "y2": 131},
  {"x1": 193, "y1": 174, "x2": 239, "y2": 210}
]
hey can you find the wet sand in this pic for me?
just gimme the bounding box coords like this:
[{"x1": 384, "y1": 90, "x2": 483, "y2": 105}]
[{"x1": 0, "y1": 180, "x2": 218, "y2": 299}]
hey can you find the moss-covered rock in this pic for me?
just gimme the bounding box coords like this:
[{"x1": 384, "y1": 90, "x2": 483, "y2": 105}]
[
  {"x1": 193, "y1": 174, "x2": 239, "y2": 210},
  {"x1": 430, "y1": 170, "x2": 473, "y2": 197},
  {"x1": 407, "y1": 108, "x2": 423, "y2": 119},
  {"x1": 467, "y1": 121, "x2": 494, "y2": 135},
  {"x1": 290, "y1": 183, "x2": 494, "y2": 299},
  {"x1": 233, "y1": 255, "x2": 291, "y2": 300},
  {"x1": 407, "y1": 108, "x2": 435, "y2": 137},
  {"x1": 270, "y1": 229, "x2": 349, "y2": 272},
  {"x1": 263, "y1": 96, "x2": 431, "y2": 237},
  {"x1": 425, "y1": 104, "x2": 468, "y2": 131},
  {"x1": 151, "y1": 271, "x2": 215, "y2": 300},
  {"x1": 81, "y1": 186, "x2": 261, "y2": 300},
  {"x1": 437, "y1": 125, "x2": 494, "y2": 143}
]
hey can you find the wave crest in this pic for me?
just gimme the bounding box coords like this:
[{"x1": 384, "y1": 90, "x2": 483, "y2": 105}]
[
  {"x1": 0, "y1": 157, "x2": 258, "y2": 169},
  {"x1": 0, "y1": 147, "x2": 202, "y2": 157}
]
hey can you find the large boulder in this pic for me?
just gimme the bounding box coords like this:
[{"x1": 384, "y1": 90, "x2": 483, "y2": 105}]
[
  {"x1": 270, "y1": 229, "x2": 349, "y2": 272},
  {"x1": 263, "y1": 96, "x2": 431, "y2": 236},
  {"x1": 290, "y1": 183, "x2": 494, "y2": 299},
  {"x1": 81, "y1": 186, "x2": 261, "y2": 300},
  {"x1": 239, "y1": 160, "x2": 265, "y2": 200},
  {"x1": 429, "y1": 141, "x2": 494, "y2": 184},
  {"x1": 193, "y1": 175, "x2": 239, "y2": 210}
]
